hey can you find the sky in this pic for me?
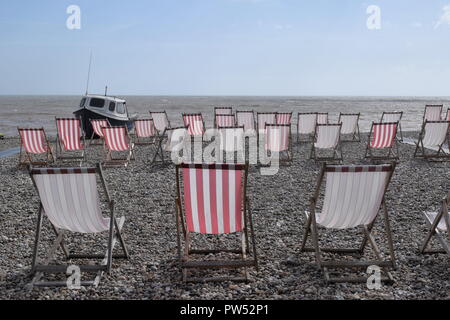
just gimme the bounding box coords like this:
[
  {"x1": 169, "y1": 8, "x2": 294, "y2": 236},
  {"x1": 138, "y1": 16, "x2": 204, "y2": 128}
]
[{"x1": 1, "y1": 0, "x2": 450, "y2": 96}]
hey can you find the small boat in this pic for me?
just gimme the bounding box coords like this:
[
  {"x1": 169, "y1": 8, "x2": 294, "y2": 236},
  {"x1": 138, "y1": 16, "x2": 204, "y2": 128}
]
[{"x1": 73, "y1": 94, "x2": 137, "y2": 139}]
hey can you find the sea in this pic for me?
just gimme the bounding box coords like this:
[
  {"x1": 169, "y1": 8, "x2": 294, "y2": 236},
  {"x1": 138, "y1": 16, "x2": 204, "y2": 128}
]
[{"x1": 1, "y1": 95, "x2": 449, "y2": 136}]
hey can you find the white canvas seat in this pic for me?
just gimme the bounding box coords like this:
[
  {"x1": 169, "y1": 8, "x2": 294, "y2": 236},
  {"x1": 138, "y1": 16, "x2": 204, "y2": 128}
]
[
  {"x1": 257, "y1": 112, "x2": 276, "y2": 133},
  {"x1": 297, "y1": 113, "x2": 318, "y2": 143},
  {"x1": 424, "y1": 105, "x2": 443, "y2": 122},
  {"x1": 28, "y1": 165, "x2": 129, "y2": 288},
  {"x1": 414, "y1": 120, "x2": 450, "y2": 160},
  {"x1": 338, "y1": 113, "x2": 360, "y2": 142},
  {"x1": 310, "y1": 124, "x2": 342, "y2": 162},
  {"x1": 218, "y1": 126, "x2": 245, "y2": 163},
  {"x1": 150, "y1": 111, "x2": 171, "y2": 135},
  {"x1": 236, "y1": 111, "x2": 256, "y2": 134},
  {"x1": 264, "y1": 124, "x2": 292, "y2": 162},
  {"x1": 301, "y1": 164, "x2": 397, "y2": 283}
]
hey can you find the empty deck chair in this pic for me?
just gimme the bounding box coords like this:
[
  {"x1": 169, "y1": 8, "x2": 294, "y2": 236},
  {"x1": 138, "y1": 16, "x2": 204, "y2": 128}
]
[
  {"x1": 89, "y1": 119, "x2": 110, "y2": 146},
  {"x1": 338, "y1": 113, "x2": 360, "y2": 142},
  {"x1": 310, "y1": 124, "x2": 342, "y2": 162},
  {"x1": 381, "y1": 111, "x2": 403, "y2": 141},
  {"x1": 420, "y1": 192, "x2": 450, "y2": 256},
  {"x1": 297, "y1": 113, "x2": 318, "y2": 143},
  {"x1": 414, "y1": 120, "x2": 450, "y2": 160},
  {"x1": 150, "y1": 111, "x2": 171, "y2": 135},
  {"x1": 257, "y1": 112, "x2": 277, "y2": 133},
  {"x1": 236, "y1": 111, "x2": 256, "y2": 133},
  {"x1": 215, "y1": 114, "x2": 236, "y2": 128},
  {"x1": 265, "y1": 124, "x2": 292, "y2": 162},
  {"x1": 134, "y1": 119, "x2": 157, "y2": 145},
  {"x1": 301, "y1": 163, "x2": 397, "y2": 283},
  {"x1": 183, "y1": 113, "x2": 205, "y2": 137},
  {"x1": 175, "y1": 163, "x2": 257, "y2": 282},
  {"x1": 152, "y1": 126, "x2": 188, "y2": 164},
  {"x1": 445, "y1": 108, "x2": 450, "y2": 121},
  {"x1": 17, "y1": 128, "x2": 54, "y2": 167},
  {"x1": 276, "y1": 112, "x2": 293, "y2": 125},
  {"x1": 214, "y1": 107, "x2": 233, "y2": 127},
  {"x1": 365, "y1": 122, "x2": 399, "y2": 161},
  {"x1": 27, "y1": 165, "x2": 129, "y2": 288},
  {"x1": 218, "y1": 126, "x2": 245, "y2": 163},
  {"x1": 55, "y1": 118, "x2": 85, "y2": 165},
  {"x1": 101, "y1": 126, "x2": 135, "y2": 167},
  {"x1": 317, "y1": 113, "x2": 329, "y2": 125},
  {"x1": 424, "y1": 105, "x2": 443, "y2": 122}
]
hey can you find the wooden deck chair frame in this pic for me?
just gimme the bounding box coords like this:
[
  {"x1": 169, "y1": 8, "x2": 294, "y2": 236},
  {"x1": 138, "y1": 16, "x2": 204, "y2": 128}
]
[
  {"x1": 300, "y1": 163, "x2": 397, "y2": 284},
  {"x1": 338, "y1": 113, "x2": 361, "y2": 142},
  {"x1": 149, "y1": 110, "x2": 172, "y2": 136},
  {"x1": 310, "y1": 124, "x2": 343, "y2": 163},
  {"x1": 423, "y1": 105, "x2": 443, "y2": 122},
  {"x1": 264, "y1": 123, "x2": 293, "y2": 163},
  {"x1": 134, "y1": 118, "x2": 158, "y2": 146},
  {"x1": 413, "y1": 120, "x2": 450, "y2": 161},
  {"x1": 151, "y1": 126, "x2": 188, "y2": 165},
  {"x1": 236, "y1": 110, "x2": 256, "y2": 132},
  {"x1": 101, "y1": 126, "x2": 136, "y2": 168},
  {"x1": 420, "y1": 192, "x2": 450, "y2": 256},
  {"x1": 175, "y1": 163, "x2": 258, "y2": 283},
  {"x1": 364, "y1": 122, "x2": 399, "y2": 162},
  {"x1": 296, "y1": 112, "x2": 318, "y2": 143},
  {"x1": 27, "y1": 164, "x2": 129, "y2": 288},
  {"x1": 55, "y1": 118, "x2": 86, "y2": 165},
  {"x1": 381, "y1": 111, "x2": 403, "y2": 142},
  {"x1": 89, "y1": 118, "x2": 111, "y2": 146},
  {"x1": 17, "y1": 128, "x2": 54, "y2": 167},
  {"x1": 217, "y1": 125, "x2": 246, "y2": 164}
]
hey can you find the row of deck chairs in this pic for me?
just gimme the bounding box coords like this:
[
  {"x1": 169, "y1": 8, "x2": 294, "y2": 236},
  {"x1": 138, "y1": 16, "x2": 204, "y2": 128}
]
[{"x1": 27, "y1": 161, "x2": 449, "y2": 287}]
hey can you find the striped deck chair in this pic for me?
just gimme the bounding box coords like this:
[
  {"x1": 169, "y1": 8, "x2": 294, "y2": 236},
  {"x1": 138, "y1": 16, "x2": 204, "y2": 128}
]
[
  {"x1": 183, "y1": 113, "x2": 205, "y2": 137},
  {"x1": 310, "y1": 124, "x2": 343, "y2": 162},
  {"x1": 381, "y1": 111, "x2": 403, "y2": 141},
  {"x1": 215, "y1": 114, "x2": 236, "y2": 128},
  {"x1": 89, "y1": 119, "x2": 110, "y2": 146},
  {"x1": 365, "y1": 122, "x2": 399, "y2": 161},
  {"x1": 28, "y1": 165, "x2": 129, "y2": 288},
  {"x1": 276, "y1": 112, "x2": 293, "y2": 125},
  {"x1": 17, "y1": 128, "x2": 54, "y2": 167},
  {"x1": 257, "y1": 112, "x2": 277, "y2": 133},
  {"x1": 151, "y1": 126, "x2": 187, "y2": 164},
  {"x1": 175, "y1": 163, "x2": 257, "y2": 282},
  {"x1": 101, "y1": 126, "x2": 135, "y2": 167},
  {"x1": 55, "y1": 118, "x2": 85, "y2": 165},
  {"x1": 317, "y1": 113, "x2": 329, "y2": 125},
  {"x1": 424, "y1": 105, "x2": 443, "y2": 122},
  {"x1": 134, "y1": 119, "x2": 157, "y2": 145},
  {"x1": 414, "y1": 120, "x2": 450, "y2": 160},
  {"x1": 265, "y1": 124, "x2": 292, "y2": 162},
  {"x1": 236, "y1": 111, "x2": 256, "y2": 133},
  {"x1": 150, "y1": 111, "x2": 171, "y2": 135},
  {"x1": 214, "y1": 107, "x2": 233, "y2": 127},
  {"x1": 301, "y1": 163, "x2": 397, "y2": 283},
  {"x1": 338, "y1": 113, "x2": 360, "y2": 142},
  {"x1": 218, "y1": 126, "x2": 245, "y2": 163},
  {"x1": 297, "y1": 113, "x2": 318, "y2": 143},
  {"x1": 420, "y1": 192, "x2": 450, "y2": 256}
]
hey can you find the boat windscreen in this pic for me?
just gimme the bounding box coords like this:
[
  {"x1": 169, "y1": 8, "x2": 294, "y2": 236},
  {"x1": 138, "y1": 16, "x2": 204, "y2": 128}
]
[
  {"x1": 89, "y1": 98, "x2": 105, "y2": 108},
  {"x1": 117, "y1": 102, "x2": 126, "y2": 114}
]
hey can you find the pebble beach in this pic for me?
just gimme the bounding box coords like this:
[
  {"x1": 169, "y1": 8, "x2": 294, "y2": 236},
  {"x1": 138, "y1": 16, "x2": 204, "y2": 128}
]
[{"x1": 0, "y1": 131, "x2": 448, "y2": 300}]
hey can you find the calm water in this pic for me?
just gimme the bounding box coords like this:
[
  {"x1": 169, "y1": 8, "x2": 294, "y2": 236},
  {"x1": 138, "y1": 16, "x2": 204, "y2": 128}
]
[{"x1": 0, "y1": 95, "x2": 449, "y2": 136}]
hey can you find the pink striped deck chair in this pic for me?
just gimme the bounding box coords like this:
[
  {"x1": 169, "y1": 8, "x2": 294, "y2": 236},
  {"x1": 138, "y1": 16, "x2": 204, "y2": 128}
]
[
  {"x1": 101, "y1": 126, "x2": 135, "y2": 167},
  {"x1": 297, "y1": 113, "x2": 318, "y2": 143},
  {"x1": 55, "y1": 118, "x2": 85, "y2": 164},
  {"x1": 381, "y1": 111, "x2": 403, "y2": 141},
  {"x1": 134, "y1": 119, "x2": 157, "y2": 145},
  {"x1": 276, "y1": 112, "x2": 292, "y2": 125},
  {"x1": 310, "y1": 124, "x2": 343, "y2": 162},
  {"x1": 28, "y1": 165, "x2": 129, "y2": 288},
  {"x1": 424, "y1": 105, "x2": 443, "y2": 122},
  {"x1": 214, "y1": 107, "x2": 233, "y2": 127},
  {"x1": 183, "y1": 113, "x2": 205, "y2": 137},
  {"x1": 265, "y1": 124, "x2": 292, "y2": 162},
  {"x1": 89, "y1": 119, "x2": 110, "y2": 145},
  {"x1": 420, "y1": 191, "x2": 450, "y2": 256},
  {"x1": 338, "y1": 113, "x2": 360, "y2": 142},
  {"x1": 218, "y1": 125, "x2": 245, "y2": 163},
  {"x1": 151, "y1": 126, "x2": 188, "y2": 164},
  {"x1": 365, "y1": 122, "x2": 399, "y2": 161},
  {"x1": 175, "y1": 163, "x2": 257, "y2": 282},
  {"x1": 257, "y1": 112, "x2": 277, "y2": 133},
  {"x1": 414, "y1": 120, "x2": 450, "y2": 160},
  {"x1": 149, "y1": 111, "x2": 171, "y2": 135},
  {"x1": 301, "y1": 163, "x2": 397, "y2": 283},
  {"x1": 317, "y1": 113, "x2": 329, "y2": 125},
  {"x1": 236, "y1": 110, "x2": 256, "y2": 133},
  {"x1": 17, "y1": 128, "x2": 54, "y2": 166},
  {"x1": 215, "y1": 114, "x2": 236, "y2": 128}
]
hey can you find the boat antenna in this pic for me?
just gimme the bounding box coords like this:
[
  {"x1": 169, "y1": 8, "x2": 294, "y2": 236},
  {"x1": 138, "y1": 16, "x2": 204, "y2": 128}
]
[
  {"x1": 105, "y1": 85, "x2": 108, "y2": 96},
  {"x1": 85, "y1": 51, "x2": 93, "y2": 95}
]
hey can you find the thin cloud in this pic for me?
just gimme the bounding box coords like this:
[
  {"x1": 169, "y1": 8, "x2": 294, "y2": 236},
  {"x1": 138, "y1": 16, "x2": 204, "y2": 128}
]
[{"x1": 434, "y1": 5, "x2": 450, "y2": 29}]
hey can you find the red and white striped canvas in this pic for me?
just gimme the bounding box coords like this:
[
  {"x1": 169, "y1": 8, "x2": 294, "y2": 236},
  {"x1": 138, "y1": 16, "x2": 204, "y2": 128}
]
[
  {"x1": 236, "y1": 111, "x2": 255, "y2": 131},
  {"x1": 91, "y1": 119, "x2": 109, "y2": 137},
  {"x1": 370, "y1": 123, "x2": 397, "y2": 149},
  {"x1": 19, "y1": 129, "x2": 48, "y2": 154},
  {"x1": 424, "y1": 105, "x2": 443, "y2": 121},
  {"x1": 214, "y1": 107, "x2": 233, "y2": 116},
  {"x1": 265, "y1": 125, "x2": 290, "y2": 152},
  {"x1": 216, "y1": 114, "x2": 236, "y2": 128},
  {"x1": 102, "y1": 126, "x2": 130, "y2": 152},
  {"x1": 317, "y1": 113, "x2": 328, "y2": 125},
  {"x1": 56, "y1": 118, "x2": 84, "y2": 151},
  {"x1": 183, "y1": 114, "x2": 204, "y2": 136},
  {"x1": 182, "y1": 165, "x2": 245, "y2": 234},
  {"x1": 276, "y1": 113, "x2": 292, "y2": 125},
  {"x1": 257, "y1": 113, "x2": 276, "y2": 131},
  {"x1": 150, "y1": 112, "x2": 170, "y2": 133},
  {"x1": 135, "y1": 119, "x2": 156, "y2": 138}
]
